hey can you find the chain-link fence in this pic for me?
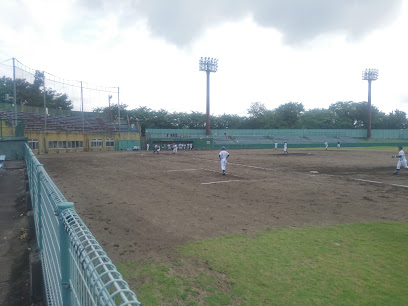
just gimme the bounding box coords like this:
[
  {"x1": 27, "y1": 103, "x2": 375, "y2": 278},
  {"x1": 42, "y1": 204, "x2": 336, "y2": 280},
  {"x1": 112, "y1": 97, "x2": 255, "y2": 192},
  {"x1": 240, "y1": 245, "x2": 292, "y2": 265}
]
[{"x1": 0, "y1": 58, "x2": 119, "y2": 116}]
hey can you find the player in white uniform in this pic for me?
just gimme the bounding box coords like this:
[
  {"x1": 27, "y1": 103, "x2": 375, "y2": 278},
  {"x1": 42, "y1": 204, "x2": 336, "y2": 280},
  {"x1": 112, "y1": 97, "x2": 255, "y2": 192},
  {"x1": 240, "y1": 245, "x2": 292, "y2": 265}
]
[
  {"x1": 219, "y1": 146, "x2": 230, "y2": 176},
  {"x1": 274, "y1": 142, "x2": 278, "y2": 150},
  {"x1": 393, "y1": 146, "x2": 408, "y2": 175},
  {"x1": 283, "y1": 142, "x2": 288, "y2": 154},
  {"x1": 337, "y1": 141, "x2": 341, "y2": 149},
  {"x1": 324, "y1": 141, "x2": 328, "y2": 150}
]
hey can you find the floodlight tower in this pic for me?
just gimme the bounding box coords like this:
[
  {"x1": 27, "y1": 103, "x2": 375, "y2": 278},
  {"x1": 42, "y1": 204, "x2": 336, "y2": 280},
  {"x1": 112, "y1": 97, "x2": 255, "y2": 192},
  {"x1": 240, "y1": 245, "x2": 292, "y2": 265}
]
[
  {"x1": 362, "y1": 68, "x2": 379, "y2": 138},
  {"x1": 199, "y1": 57, "x2": 218, "y2": 136}
]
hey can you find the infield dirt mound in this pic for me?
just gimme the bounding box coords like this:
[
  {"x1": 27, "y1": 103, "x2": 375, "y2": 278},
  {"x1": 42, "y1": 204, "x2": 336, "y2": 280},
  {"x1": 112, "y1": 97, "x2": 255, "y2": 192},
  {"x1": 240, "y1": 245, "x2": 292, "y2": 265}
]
[{"x1": 38, "y1": 148, "x2": 408, "y2": 264}]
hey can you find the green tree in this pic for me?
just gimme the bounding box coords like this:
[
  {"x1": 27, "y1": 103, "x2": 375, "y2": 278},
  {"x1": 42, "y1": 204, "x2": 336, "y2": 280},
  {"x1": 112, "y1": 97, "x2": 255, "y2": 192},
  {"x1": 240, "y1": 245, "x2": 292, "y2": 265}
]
[
  {"x1": 0, "y1": 73, "x2": 73, "y2": 110},
  {"x1": 273, "y1": 102, "x2": 305, "y2": 128},
  {"x1": 384, "y1": 110, "x2": 408, "y2": 129},
  {"x1": 301, "y1": 108, "x2": 333, "y2": 128}
]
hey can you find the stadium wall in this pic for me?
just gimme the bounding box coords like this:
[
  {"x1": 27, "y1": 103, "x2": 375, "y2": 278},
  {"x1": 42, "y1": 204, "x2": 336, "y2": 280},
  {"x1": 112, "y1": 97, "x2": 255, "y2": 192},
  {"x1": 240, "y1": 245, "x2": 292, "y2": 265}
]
[
  {"x1": 146, "y1": 128, "x2": 408, "y2": 150},
  {"x1": 0, "y1": 137, "x2": 27, "y2": 160}
]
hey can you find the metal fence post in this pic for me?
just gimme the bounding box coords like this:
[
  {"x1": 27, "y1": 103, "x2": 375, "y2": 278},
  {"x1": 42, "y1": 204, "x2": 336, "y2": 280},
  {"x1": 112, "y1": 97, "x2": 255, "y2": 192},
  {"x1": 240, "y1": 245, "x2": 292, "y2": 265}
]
[
  {"x1": 58, "y1": 202, "x2": 74, "y2": 306},
  {"x1": 36, "y1": 164, "x2": 43, "y2": 251}
]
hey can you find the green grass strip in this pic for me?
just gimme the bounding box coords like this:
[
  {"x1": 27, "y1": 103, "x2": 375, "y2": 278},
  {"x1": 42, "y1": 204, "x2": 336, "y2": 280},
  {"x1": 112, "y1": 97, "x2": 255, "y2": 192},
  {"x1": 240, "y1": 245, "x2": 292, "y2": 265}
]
[{"x1": 119, "y1": 222, "x2": 408, "y2": 305}]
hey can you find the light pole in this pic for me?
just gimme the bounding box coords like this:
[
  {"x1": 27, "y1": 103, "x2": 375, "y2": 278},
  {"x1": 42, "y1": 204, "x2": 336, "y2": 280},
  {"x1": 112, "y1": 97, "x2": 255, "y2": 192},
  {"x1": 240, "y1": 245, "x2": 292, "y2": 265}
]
[
  {"x1": 199, "y1": 57, "x2": 218, "y2": 136},
  {"x1": 362, "y1": 68, "x2": 379, "y2": 138}
]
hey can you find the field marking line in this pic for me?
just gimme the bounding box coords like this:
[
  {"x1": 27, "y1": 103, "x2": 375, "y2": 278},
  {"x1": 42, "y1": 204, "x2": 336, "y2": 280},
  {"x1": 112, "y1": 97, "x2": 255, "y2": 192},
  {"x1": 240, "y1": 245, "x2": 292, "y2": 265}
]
[
  {"x1": 350, "y1": 178, "x2": 383, "y2": 184},
  {"x1": 202, "y1": 168, "x2": 219, "y2": 173},
  {"x1": 201, "y1": 180, "x2": 243, "y2": 185},
  {"x1": 193, "y1": 157, "x2": 282, "y2": 172},
  {"x1": 350, "y1": 178, "x2": 408, "y2": 188},
  {"x1": 390, "y1": 183, "x2": 408, "y2": 188},
  {"x1": 165, "y1": 169, "x2": 200, "y2": 172}
]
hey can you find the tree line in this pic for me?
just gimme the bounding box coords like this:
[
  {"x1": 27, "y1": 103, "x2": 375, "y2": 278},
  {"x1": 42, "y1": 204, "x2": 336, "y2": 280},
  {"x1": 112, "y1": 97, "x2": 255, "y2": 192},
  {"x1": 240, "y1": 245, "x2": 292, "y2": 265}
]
[
  {"x1": 0, "y1": 73, "x2": 73, "y2": 110},
  {"x1": 94, "y1": 101, "x2": 407, "y2": 134},
  {"x1": 1, "y1": 74, "x2": 406, "y2": 132}
]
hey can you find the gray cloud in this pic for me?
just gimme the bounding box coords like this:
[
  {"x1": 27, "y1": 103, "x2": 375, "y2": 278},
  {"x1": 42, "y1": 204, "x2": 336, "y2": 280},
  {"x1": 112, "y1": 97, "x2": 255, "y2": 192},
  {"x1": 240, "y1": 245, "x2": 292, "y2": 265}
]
[{"x1": 76, "y1": 0, "x2": 403, "y2": 47}]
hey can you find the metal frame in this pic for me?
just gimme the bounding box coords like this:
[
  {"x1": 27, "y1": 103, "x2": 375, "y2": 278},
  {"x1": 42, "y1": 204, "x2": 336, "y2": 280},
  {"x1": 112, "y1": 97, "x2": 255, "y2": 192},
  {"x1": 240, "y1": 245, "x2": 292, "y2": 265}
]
[{"x1": 25, "y1": 144, "x2": 140, "y2": 305}]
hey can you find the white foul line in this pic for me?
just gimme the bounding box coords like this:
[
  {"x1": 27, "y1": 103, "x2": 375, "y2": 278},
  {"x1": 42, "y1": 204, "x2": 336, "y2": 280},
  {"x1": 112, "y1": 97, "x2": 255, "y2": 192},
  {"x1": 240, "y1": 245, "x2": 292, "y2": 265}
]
[
  {"x1": 165, "y1": 169, "x2": 199, "y2": 172},
  {"x1": 350, "y1": 178, "x2": 383, "y2": 184},
  {"x1": 390, "y1": 183, "x2": 408, "y2": 188},
  {"x1": 350, "y1": 178, "x2": 408, "y2": 188},
  {"x1": 201, "y1": 180, "x2": 242, "y2": 185}
]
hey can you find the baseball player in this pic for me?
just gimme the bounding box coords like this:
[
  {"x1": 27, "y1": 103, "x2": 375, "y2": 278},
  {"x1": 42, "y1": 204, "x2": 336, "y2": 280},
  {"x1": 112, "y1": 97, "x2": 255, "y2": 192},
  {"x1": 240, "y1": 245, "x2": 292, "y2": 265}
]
[
  {"x1": 337, "y1": 141, "x2": 341, "y2": 149},
  {"x1": 392, "y1": 146, "x2": 407, "y2": 175},
  {"x1": 219, "y1": 146, "x2": 230, "y2": 176},
  {"x1": 274, "y1": 142, "x2": 278, "y2": 150},
  {"x1": 324, "y1": 141, "x2": 328, "y2": 150},
  {"x1": 283, "y1": 142, "x2": 288, "y2": 154}
]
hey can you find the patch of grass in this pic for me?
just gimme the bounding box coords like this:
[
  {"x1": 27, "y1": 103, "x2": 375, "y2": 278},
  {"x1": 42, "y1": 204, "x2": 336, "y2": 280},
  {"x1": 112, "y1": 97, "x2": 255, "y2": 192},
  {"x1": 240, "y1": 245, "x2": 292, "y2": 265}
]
[
  {"x1": 120, "y1": 222, "x2": 408, "y2": 305},
  {"x1": 117, "y1": 261, "x2": 234, "y2": 305},
  {"x1": 303, "y1": 146, "x2": 397, "y2": 151},
  {"x1": 340, "y1": 146, "x2": 398, "y2": 151},
  {"x1": 179, "y1": 222, "x2": 408, "y2": 305}
]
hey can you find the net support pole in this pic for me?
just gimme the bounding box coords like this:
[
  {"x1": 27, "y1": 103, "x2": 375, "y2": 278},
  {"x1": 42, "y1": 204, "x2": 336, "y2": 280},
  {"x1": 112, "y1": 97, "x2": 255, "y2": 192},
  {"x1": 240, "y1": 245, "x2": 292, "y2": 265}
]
[
  {"x1": 81, "y1": 81, "x2": 84, "y2": 134},
  {"x1": 13, "y1": 57, "x2": 17, "y2": 133},
  {"x1": 43, "y1": 71, "x2": 47, "y2": 153},
  {"x1": 118, "y1": 87, "x2": 121, "y2": 140}
]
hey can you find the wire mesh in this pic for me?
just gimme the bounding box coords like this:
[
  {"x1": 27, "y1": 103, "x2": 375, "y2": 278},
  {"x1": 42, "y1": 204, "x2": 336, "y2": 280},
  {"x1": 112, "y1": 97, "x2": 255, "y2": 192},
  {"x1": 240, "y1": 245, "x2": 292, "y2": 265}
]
[
  {"x1": 25, "y1": 144, "x2": 141, "y2": 305},
  {"x1": 0, "y1": 58, "x2": 118, "y2": 113}
]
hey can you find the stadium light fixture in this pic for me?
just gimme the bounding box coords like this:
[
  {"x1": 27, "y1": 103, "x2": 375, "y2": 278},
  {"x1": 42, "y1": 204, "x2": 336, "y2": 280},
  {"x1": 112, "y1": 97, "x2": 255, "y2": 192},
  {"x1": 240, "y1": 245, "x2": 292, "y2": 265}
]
[
  {"x1": 199, "y1": 57, "x2": 218, "y2": 136},
  {"x1": 362, "y1": 68, "x2": 379, "y2": 138}
]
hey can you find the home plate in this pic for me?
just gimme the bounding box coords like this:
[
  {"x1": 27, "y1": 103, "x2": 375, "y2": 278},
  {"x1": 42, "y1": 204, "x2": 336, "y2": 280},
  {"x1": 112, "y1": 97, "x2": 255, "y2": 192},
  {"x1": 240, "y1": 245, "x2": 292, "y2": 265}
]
[{"x1": 310, "y1": 170, "x2": 319, "y2": 174}]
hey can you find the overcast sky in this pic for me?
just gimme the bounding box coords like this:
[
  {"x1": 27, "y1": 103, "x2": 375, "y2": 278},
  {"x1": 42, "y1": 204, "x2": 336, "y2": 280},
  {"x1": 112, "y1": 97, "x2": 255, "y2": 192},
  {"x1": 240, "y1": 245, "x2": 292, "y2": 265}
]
[{"x1": 1, "y1": 0, "x2": 407, "y2": 116}]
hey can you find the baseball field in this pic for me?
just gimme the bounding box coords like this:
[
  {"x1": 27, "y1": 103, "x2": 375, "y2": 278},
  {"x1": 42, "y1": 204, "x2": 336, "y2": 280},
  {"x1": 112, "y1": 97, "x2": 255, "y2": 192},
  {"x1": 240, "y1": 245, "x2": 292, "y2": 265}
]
[{"x1": 37, "y1": 148, "x2": 408, "y2": 304}]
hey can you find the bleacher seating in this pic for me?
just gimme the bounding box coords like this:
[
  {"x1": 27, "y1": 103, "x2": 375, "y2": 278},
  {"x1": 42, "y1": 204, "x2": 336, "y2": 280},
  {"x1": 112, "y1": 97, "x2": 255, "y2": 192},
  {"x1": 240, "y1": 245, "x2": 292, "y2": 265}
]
[{"x1": 0, "y1": 110, "x2": 131, "y2": 133}]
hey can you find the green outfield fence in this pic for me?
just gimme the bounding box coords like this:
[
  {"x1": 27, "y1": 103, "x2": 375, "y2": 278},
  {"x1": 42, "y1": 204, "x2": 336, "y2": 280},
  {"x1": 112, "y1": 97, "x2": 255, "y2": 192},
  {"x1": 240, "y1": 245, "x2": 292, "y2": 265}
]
[
  {"x1": 145, "y1": 129, "x2": 408, "y2": 150},
  {"x1": 25, "y1": 144, "x2": 141, "y2": 305}
]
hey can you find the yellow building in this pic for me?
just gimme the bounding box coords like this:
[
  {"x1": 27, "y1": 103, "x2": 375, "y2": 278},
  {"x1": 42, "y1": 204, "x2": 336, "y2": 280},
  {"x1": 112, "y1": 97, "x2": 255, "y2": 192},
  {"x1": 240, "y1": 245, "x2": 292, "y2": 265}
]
[{"x1": 1, "y1": 110, "x2": 141, "y2": 155}]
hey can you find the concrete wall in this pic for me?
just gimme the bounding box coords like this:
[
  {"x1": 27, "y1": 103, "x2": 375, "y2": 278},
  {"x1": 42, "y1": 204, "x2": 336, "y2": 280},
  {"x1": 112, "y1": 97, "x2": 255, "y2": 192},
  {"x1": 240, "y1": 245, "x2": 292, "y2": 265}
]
[{"x1": 0, "y1": 138, "x2": 27, "y2": 160}]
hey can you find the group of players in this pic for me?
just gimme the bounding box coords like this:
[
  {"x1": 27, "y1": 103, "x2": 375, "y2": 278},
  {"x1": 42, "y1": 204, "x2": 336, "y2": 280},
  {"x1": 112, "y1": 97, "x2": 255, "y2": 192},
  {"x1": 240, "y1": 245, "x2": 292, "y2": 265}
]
[
  {"x1": 218, "y1": 145, "x2": 407, "y2": 176},
  {"x1": 148, "y1": 142, "x2": 407, "y2": 176}
]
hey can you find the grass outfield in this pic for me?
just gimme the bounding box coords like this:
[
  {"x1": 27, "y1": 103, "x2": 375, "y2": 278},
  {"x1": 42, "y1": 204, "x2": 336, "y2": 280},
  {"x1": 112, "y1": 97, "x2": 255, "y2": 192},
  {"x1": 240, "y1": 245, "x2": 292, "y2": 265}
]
[
  {"x1": 118, "y1": 222, "x2": 408, "y2": 305},
  {"x1": 302, "y1": 146, "x2": 398, "y2": 151}
]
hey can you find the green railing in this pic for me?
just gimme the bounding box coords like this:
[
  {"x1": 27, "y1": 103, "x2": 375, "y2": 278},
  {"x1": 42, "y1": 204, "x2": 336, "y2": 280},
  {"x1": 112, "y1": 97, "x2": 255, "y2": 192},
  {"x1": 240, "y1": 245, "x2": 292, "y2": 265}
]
[{"x1": 25, "y1": 144, "x2": 140, "y2": 305}]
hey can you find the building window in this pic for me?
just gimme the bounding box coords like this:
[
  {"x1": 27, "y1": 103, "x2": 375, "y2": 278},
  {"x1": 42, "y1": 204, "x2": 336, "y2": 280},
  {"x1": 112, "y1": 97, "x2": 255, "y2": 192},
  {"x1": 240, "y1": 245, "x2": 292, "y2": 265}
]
[
  {"x1": 91, "y1": 138, "x2": 103, "y2": 148},
  {"x1": 106, "y1": 138, "x2": 115, "y2": 147},
  {"x1": 48, "y1": 141, "x2": 83, "y2": 149},
  {"x1": 28, "y1": 139, "x2": 39, "y2": 150}
]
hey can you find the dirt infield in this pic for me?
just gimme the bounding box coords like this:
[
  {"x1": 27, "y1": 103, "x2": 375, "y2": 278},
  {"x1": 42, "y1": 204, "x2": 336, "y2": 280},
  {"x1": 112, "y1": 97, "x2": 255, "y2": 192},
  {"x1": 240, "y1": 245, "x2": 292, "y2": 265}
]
[{"x1": 38, "y1": 148, "x2": 408, "y2": 265}]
